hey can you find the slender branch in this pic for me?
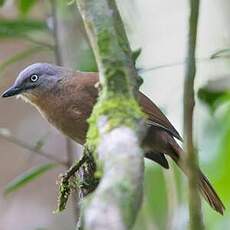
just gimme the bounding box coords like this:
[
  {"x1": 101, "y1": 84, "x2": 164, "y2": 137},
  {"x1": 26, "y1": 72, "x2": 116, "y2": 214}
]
[
  {"x1": 138, "y1": 57, "x2": 212, "y2": 73},
  {"x1": 0, "y1": 131, "x2": 66, "y2": 165},
  {"x1": 50, "y1": 0, "x2": 63, "y2": 65},
  {"x1": 22, "y1": 34, "x2": 54, "y2": 49},
  {"x1": 76, "y1": 0, "x2": 145, "y2": 229},
  {"x1": 183, "y1": 1, "x2": 203, "y2": 229},
  {"x1": 50, "y1": 0, "x2": 80, "y2": 219},
  {"x1": 50, "y1": 0, "x2": 88, "y2": 223},
  {"x1": 65, "y1": 138, "x2": 81, "y2": 217}
]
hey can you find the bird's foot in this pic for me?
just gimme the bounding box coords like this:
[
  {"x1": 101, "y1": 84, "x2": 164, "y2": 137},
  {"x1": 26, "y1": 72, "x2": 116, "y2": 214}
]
[{"x1": 54, "y1": 155, "x2": 88, "y2": 213}]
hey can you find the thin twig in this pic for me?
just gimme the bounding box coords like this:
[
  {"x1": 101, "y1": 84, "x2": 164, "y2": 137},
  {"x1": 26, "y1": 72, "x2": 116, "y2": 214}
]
[
  {"x1": 138, "y1": 57, "x2": 215, "y2": 74},
  {"x1": 183, "y1": 0, "x2": 203, "y2": 229},
  {"x1": 65, "y1": 138, "x2": 80, "y2": 217},
  {"x1": 50, "y1": 0, "x2": 80, "y2": 222},
  {"x1": 22, "y1": 34, "x2": 54, "y2": 49},
  {"x1": 0, "y1": 132, "x2": 66, "y2": 166},
  {"x1": 50, "y1": 0, "x2": 62, "y2": 65}
]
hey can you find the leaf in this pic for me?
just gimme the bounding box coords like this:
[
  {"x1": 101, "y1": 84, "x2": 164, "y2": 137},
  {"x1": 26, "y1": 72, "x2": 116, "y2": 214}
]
[
  {"x1": 4, "y1": 163, "x2": 57, "y2": 195},
  {"x1": 0, "y1": 19, "x2": 47, "y2": 38},
  {"x1": 210, "y1": 48, "x2": 230, "y2": 59},
  {"x1": 17, "y1": 0, "x2": 37, "y2": 16},
  {"x1": 198, "y1": 77, "x2": 230, "y2": 111},
  {"x1": 0, "y1": 0, "x2": 5, "y2": 7},
  {"x1": 131, "y1": 48, "x2": 142, "y2": 65},
  {"x1": 0, "y1": 46, "x2": 50, "y2": 74},
  {"x1": 198, "y1": 88, "x2": 225, "y2": 111}
]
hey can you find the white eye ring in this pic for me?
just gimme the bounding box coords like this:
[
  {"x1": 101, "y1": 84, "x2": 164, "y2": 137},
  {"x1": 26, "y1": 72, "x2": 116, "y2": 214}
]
[{"x1": 30, "y1": 74, "x2": 39, "y2": 82}]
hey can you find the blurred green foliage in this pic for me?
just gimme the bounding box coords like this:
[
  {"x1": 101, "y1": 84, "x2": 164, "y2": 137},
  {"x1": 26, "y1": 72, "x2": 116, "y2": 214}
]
[
  {"x1": 0, "y1": 19, "x2": 47, "y2": 38},
  {"x1": 198, "y1": 76, "x2": 230, "y2": 229},
  {"x1": 0, "y1": 0, "x2": 5, "y2": 7},
  {"x1": 198, "y1": 77, "x2": 230, "y2": 112},
  {"x1": 4, "y1": 163, "x2": 57, "y2": 195},
  {"x1": 198, "y1": 87, "x2": 230, "y2": 112},
  {"x1": 17, "y1": 0, "x2": 37, "y2": 16}
]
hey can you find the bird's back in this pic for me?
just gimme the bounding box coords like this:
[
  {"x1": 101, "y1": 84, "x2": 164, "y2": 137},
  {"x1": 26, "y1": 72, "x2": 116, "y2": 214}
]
[{"x1": 35, "y1": 70, "x2": 181, "y2": 144}]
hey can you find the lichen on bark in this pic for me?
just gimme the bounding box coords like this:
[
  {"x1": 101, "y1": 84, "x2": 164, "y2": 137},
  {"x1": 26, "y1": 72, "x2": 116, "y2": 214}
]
[
  {"x1": 76, "y1": 0, "x2": 145, "y2": 229},
  {"x1": 87, "y1": 96, "x2": 144, "y2": 147}
]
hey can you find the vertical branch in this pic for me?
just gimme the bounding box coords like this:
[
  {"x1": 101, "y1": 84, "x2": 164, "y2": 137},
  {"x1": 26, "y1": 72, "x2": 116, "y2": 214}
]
[
  {"x1": 65, "y1": 138, "x2": 80, "y2": 218},
  {"x1": 50, "y1": 0, "x2": 62, "y2": 65},
  {"x1": 183, "y1": 0, "x2": 203, "y2": 229},
  {"x1": 76, "y1": 0, "x2": 145, "y2": 229},
  {"x1": 50, "y1": 0, "x2": 87, "y2": 222}
]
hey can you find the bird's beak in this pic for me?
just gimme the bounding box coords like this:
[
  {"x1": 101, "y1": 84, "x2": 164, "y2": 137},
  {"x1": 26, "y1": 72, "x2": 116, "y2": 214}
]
[{"x1": 1, "y1": 85, "x2": 22, "y2": 98}]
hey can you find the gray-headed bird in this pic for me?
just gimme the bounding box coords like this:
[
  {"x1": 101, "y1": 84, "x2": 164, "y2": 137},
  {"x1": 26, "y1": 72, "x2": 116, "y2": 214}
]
[{"x1": 2, "y1": 63, "x2": 225, "y2": 214}]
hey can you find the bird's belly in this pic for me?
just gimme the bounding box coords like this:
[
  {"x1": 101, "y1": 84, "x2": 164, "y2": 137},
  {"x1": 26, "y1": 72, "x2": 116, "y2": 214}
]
[
  {"x1": 55, "y1": 117, "x2": 88, "y2": 145},
  {"x1": 41, "y1": 109, "x2": 88, "y2": 145}
]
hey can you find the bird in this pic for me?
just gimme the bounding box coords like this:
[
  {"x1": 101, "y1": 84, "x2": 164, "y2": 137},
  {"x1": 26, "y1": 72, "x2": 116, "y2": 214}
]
[{"x1": 1, "y1": 63, "x2": 225, "y2": 214}]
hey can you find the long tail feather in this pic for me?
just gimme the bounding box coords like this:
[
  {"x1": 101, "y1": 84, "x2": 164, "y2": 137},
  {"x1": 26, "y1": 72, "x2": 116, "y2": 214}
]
[
  {"x1": 199, "y1": 171, "x2": 225, "y2": 214},
  {"x1": 169, "y1": 140, "x2": 225, "y2": 214}
]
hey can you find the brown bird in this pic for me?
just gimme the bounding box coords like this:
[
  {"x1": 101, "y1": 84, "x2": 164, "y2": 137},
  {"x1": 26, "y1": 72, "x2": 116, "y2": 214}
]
[{"x1": 2, "y1": 63, "x2": 225, "y2": 214}]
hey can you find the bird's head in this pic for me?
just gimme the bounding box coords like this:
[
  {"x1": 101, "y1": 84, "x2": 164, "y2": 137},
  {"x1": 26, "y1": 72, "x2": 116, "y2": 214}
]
[{"x1": 1, "y1": 63, "x2": 67, "y2": 103}]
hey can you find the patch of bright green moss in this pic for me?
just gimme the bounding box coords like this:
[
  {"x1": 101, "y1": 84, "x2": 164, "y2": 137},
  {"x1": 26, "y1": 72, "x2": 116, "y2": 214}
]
[{"x1": 86, "y1": 95, "x2": 144, "y2": 147}]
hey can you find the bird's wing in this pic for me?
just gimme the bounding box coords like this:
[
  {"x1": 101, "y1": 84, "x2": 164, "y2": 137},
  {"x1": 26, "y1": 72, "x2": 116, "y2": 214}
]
[
  {"x1": 139, "y1": 92, "x2": 183, "y2": 141},
  {"x1": 73, "y1": 71, "x2": 182, "y2": 141}
]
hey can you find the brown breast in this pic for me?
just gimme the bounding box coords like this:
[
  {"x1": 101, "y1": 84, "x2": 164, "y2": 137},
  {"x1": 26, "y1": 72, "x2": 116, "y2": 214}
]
[{"x1": 35, "y1": 71, "x2": 98, "y2": 144}]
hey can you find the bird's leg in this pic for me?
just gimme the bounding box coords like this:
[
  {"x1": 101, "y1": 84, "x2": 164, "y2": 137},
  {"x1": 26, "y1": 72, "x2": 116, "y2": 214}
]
[
  {"x1": 78, "y1": 147, "x2": 100, "y2": 197},
  {"x1": 54, "y1": 154, "x2": 88, "y2": 212},
  {"x1": 55, "y1": 147, "x2": 100, "y2": 213}
]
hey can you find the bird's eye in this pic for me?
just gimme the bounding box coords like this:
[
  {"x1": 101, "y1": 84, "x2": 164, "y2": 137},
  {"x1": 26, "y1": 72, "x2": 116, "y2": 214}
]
[{"x1": 30, "y1": 74, "x2": 39, "y2": 82}]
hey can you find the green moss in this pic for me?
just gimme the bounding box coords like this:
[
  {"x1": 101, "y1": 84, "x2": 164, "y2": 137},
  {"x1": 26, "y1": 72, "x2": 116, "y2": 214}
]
[
  {"x1": 76, "y1": 1, "x2": 145, "y2": 227},
  {"x1": 86, "y1": 95, "x2": 144, "y2": 147},
  {"x1": 104, "y1": 67, "x2": 130, "y2": 95},
  {"x1": 85, "y1": 95, "x2": 144, "y2": 176},
  {"x1": 97, "y1": 27, "x2": 110, "y2": 55}
]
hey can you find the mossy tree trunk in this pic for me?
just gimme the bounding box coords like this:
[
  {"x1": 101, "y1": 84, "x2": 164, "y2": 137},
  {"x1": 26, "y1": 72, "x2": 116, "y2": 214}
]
[{"x1": 76, "y1": 0, "x2": 145, "y2": 229}]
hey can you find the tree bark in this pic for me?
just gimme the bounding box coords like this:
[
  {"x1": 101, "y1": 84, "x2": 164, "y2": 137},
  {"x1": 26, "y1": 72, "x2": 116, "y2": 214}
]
[
  {"x1": 76, "y1": 0, "x2": 145, "y2": 229},
  {"x1": 183, "y1": 0, "x2": 204, "y2": 229}
]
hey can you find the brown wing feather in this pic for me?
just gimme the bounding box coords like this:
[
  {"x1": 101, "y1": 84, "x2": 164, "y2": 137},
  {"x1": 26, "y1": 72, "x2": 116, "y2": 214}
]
[
  {"x1": 138, "y1": 92, "x2": 182, "y2": 141},
  {"x1": 74, "y1": 72, "x2": 182, "y2": 141}
]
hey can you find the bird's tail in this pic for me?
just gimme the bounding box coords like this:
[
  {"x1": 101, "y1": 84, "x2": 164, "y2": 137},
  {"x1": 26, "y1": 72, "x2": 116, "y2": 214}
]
[
  {"x1": 198, "y1": 171, "x2": 225, "y2": 214},
  {"x1": 170, "y1": 141, "x2": 225, "y2": 215}
]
